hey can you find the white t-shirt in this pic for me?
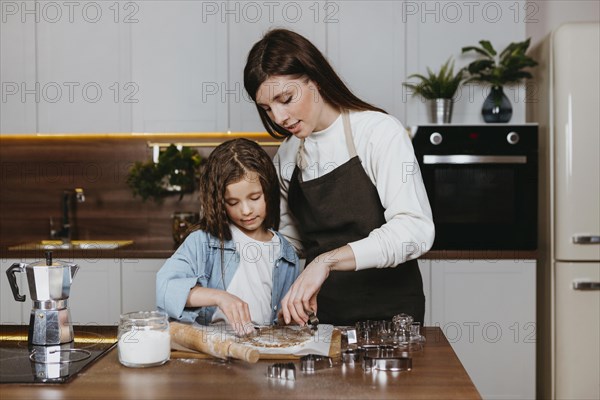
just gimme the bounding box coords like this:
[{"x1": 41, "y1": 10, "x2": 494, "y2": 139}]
[
  {"x1": 273, "y1": 110, "x2": 435, "y2": 270},
  {"x1": 211, "y1": 225, "x2": 281, "y2": 326}
]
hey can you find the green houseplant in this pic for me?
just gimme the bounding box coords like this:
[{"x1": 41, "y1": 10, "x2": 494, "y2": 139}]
[
  {"x1": 462, "y1": 38, "x2": 538, "y2": 122},
  {"x1": 404, "y1": 58, "x2": 465, "y2": 123},
  {"x1": 127, "y1": 144, "x2": 202, "y2": 203}
]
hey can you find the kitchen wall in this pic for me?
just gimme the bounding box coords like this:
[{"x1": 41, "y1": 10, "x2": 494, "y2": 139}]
[
  {"x1": 1, "y1": 0, "x2": 548, "y2": 134},
  {"x1": 0, "y1": 133, "x2": 277, "y2": 246}
]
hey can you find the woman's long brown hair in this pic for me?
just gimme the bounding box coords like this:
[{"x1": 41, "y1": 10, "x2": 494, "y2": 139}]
[
  {"x1": 244, "y1": 28, "x2": 386, "y2": 139},
  {"x1": 196, "y1": 138, "x2": 280, "y2": 243}
]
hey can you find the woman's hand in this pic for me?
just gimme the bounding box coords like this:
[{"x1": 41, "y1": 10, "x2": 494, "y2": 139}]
[
  {"x1": 280, "y1": 260, "x2": 330, "y2": 326},
  {"x1": 280, "y1": 245, "x2": 358, "y2": 326}
]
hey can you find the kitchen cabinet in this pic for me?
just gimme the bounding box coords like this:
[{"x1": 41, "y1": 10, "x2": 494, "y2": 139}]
[
  {"x1": 66, "y1": 258, "x2": 121, "y2": 326},
  {"x1": 228, "y1": 2, "x2": 327, "y2": 131},
  {"x1": 1, "y1": 1, "x2": 532, "y2": 133},
  {"x1": 418, "y1": 259, "x2": 432, "y2": 326},
  {"x1": 130, "y1": 1, "x2": 228, "y2": 132},
  {"x1": 326, "y1": 1, "x2": 407, "y2": 124},
  {"x1": 121, "y1": 258, "x2": 166, "y2": 314},
  {"x1": 423, "y1": 258, "x2": 536, "y2": 399},
  {"x1": 0, "y1": 12, "x2": 36, "y2": 133},
  {"x1": 35, "y1": 4, "x2": 131, "y2": 132},
  {"x1": 2, "y1": 257, "x2": 165, "y2": 326}
]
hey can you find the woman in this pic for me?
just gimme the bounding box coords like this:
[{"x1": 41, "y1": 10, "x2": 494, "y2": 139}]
[{"x1": 244, "y1": 29, "x2": 434, "y2": 326}]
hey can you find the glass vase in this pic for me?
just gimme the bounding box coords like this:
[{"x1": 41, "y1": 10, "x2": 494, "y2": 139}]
[{"x1": 482, "y1": 86, "x2": 512, "y2": 123}]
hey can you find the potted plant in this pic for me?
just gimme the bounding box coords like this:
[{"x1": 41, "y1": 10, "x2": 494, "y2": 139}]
[
  {"x1": 127, "y1": 144, "x2": 203, "y2": 203},
  {"x1": 404, "y1": 58, "x2": 465, "y2": 124},
  {"x1": 462, "y1": 38, "x2": 538, "y2": 123}
]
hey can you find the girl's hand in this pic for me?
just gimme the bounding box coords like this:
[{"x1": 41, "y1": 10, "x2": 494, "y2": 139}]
[
  {"x1": 215, "y1": 292, "x2": 254, "y2": 336},
  {"x1": 280, "y1": 259, "x2": 331, "y2": 326}
]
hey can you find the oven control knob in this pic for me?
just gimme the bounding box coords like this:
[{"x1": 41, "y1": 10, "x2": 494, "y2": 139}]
[
  {"x1": 507, "y1": 131, "x2": 520, "y2": 145},
  {"x1": 430, "y1": 132, "x2": 443, "y2": 145}
]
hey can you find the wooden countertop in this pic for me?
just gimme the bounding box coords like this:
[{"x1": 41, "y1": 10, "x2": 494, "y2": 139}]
[
  {"x1": 0, "y1": 327, "x2": 480, "y2": 400},
  {"x1": 1, "y1": 241, "x2": 537, "y2": 261},
  {"x1": 422, "y1": 249, "x2": 537, "y2": 260},
  {"x1": 1, "y1": 238, "x2": 178, "y2": 260}
]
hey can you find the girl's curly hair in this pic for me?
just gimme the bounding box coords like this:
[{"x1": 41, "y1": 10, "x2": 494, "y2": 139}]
[{"x1": 196, "y1": 138, "x2": 280, "y2": 243}]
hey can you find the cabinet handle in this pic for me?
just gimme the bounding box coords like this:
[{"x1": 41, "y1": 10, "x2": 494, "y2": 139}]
[
  {"x1": 572, "y1": 235, "x2": 600, "y2": 244},
  {"x1": 573, "y1": 281, "x2": 600, "y2": 291}
]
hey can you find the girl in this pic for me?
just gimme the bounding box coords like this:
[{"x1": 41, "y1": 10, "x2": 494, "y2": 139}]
[
  {"x1": 244, "y1": 29, "x2": 435, "y2": 326},
  {"x1": 156, "y1": 138, "x2": 300, "y2": 336}
]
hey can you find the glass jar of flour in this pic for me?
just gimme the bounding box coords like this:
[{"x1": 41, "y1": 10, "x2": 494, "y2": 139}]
[{"x1": 118, "y1": 311, "x2": 170, "y2": 368}]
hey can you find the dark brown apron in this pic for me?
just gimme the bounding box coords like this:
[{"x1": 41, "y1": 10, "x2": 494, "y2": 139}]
[{"x1": 287, "y1": 112, "x2": 425, "y2": 325}]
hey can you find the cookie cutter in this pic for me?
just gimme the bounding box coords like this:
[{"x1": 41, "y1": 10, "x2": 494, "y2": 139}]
[
  {"x1": 358, "y1": 344, "x2": 405, "y2": 358},
  {"x1": 362, "y1": 356, "x2": 412, "y2": 372},
  {"x1": 266, "y1": 362, "x2": 296, "y2": 381},
  {"x1": 307, "y1": 311, "x2": 319, "y2": 332},
  {"x1": 341, "y1": 348, "x2": 365, "y2": 364},
  {"x1": 300, "y1": 354, "x2": 333, "y2": 373}
]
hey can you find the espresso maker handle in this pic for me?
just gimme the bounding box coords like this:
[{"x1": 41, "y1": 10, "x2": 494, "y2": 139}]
[{"x1": 6, "y1": 263, "x2": 26, "y2": 302}]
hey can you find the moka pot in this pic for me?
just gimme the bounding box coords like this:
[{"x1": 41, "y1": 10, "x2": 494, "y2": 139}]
[{"x1": 6, "y1": 251, "x2": 79, "y2": 345}]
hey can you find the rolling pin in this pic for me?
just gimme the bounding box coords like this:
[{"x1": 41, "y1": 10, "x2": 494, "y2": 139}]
[{"x1": 169, "y1": 322, "x2": 259, "y2": 363}]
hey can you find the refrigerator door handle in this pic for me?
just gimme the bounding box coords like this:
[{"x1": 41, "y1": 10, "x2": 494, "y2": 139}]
[
  {"x1": 571, "y1": 235, "x2": 600, "y2": 244},
  {"x1": 573, "y1": 281, "x2": 600, "y2": 291}
]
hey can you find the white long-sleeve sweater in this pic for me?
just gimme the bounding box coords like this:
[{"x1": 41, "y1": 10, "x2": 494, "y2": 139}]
[{"x1": 273, "y1": 110, "x2": 435, "y2": 271}]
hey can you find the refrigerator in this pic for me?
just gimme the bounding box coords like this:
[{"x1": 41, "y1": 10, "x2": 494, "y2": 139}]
[{"x1": 531, "y1": 22, "x2": 600, "y2": 400}]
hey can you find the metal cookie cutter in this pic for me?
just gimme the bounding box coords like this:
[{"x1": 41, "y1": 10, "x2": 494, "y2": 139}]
[
  {"x1": 341, "y1": 348, "x2": 365, "y2": 365},
  {"x1": 267, "y1": 362, "x2": 296, "y2": 381},
  {"x1": 362, "y1": 356, "x2": 412, "y2": 372},
  {"x1": 300, "y1": 354, "x2": 333, "y2": 373},
  {"x1": 307, "y1": 311, "x2": 319, "y2": 332}
]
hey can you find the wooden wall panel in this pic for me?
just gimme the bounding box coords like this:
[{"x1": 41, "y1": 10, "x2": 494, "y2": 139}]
[{"x1": 0, "y1": 134, "x2": 278, "y2": 246}]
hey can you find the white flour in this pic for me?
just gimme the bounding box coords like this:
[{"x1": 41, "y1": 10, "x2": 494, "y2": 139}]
[{"x1": 118, "y1": 329, "x2": 170, "y2": 366}]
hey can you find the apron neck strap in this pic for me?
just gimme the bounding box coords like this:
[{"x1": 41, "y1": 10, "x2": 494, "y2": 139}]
[
  {"x1": 297, "y1": 111, "x2": 356, "y2": 169},
  {"x1": 341, "y1": 111, "x2": 357, "y2": 158}
]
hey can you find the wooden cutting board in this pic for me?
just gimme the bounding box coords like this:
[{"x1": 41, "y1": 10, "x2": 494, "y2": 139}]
[{"x1": 171, "y1": 329, "x2": 341, "y2": 360}]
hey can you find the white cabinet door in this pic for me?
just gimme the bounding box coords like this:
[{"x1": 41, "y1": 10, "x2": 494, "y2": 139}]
[
  {"x1": 121, "y1": 258, "x2": 166, "y2": 313},
  {"x1": 326, "y1": 1, "x2": 406, "y2": 123},
  {"x1": 0, "y1": 10, "x2": 36, "y2": 133},
  {"x1": 67, "y1": 259, "x2": 121, "y2": 325},
  {"x1": 35, "y1": 2, "x2": 131, "y2": 132},
  {"x1": 430, "y1": 259, "x2": 536, "y2": 400},
  {"x1": 228, "y1": 1, "x2": 326, "y2": 131},
  {"x1": 1, "y1": 259, "x2": 27, "y2": 324},
  {"x1": 418, "y1": 259, "x2": 431, "y2": 326},
  {"x1": 130, "y1": 1, "x2": 227, "y2": 132}
]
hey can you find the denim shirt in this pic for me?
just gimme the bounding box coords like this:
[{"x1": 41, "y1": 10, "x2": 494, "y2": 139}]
[{"x1": 156, "y1": 228, "x2": 300, "y2": 325}]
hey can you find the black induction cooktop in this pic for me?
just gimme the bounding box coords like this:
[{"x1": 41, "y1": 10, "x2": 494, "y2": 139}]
[{"x1": 0, "y1": 325, "x2": 117, "y2": 384}]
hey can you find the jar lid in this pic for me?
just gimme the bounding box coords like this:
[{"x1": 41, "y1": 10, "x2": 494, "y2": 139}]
[{"x1": 120, "y1": 311, "x2": 167, "y2": 322}]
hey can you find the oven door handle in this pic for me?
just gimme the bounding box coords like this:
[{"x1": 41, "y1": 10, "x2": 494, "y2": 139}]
[{"x1": 422, "y1": 155, "x2": 527, "y2": 164}]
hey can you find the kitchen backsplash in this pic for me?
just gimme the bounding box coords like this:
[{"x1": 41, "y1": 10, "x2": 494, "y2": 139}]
[{"x1": 0, "y1": 133, "x2": 278, "y2": 246}]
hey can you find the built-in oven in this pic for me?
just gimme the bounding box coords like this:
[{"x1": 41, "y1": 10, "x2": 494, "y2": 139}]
[{"x1": 412, "y1": 124, "x2": 538, "y2": 250}]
